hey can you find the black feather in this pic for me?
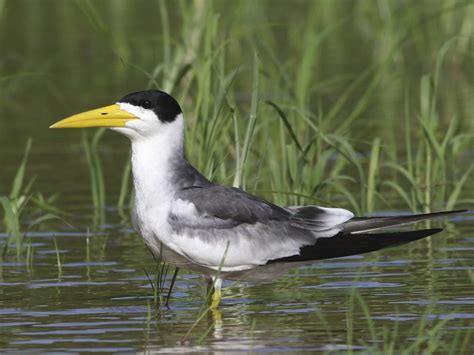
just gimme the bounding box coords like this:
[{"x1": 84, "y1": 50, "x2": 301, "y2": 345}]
[
  {"x1": 119, "y1": 90, "x2": 182, "y2": 123},
  {"x1": 267, "y1": 228, "x2": 443, "y2": 263}
]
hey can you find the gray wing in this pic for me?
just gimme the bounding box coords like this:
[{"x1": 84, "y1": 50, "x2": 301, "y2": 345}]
[
  {"x1": 171, "y1": 185, "x2": 291, "y2": 229},
  {"x1": 167, "y1": 185, "x2": 354, "y2": 270},
  {"x1": 172, "y1": 186, "x2": 354, "y2": 232}
]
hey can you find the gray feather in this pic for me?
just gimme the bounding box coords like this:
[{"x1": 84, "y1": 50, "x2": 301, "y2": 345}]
[
  {"x1": 343, "y1": 210, "x2": 466, "y2": 233},
  {"x1": 174, "y1": 185, "x2": 291, "y2": 226}
]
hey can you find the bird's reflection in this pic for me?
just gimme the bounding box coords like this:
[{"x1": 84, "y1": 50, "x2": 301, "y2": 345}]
[{"x1": 211, "y1": 308, "x2": 223, "y2": 339}]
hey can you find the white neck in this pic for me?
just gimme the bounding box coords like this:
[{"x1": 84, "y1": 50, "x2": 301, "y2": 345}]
[{"x1": 130, "y1": 116, "x2": 185, "y2": 209}]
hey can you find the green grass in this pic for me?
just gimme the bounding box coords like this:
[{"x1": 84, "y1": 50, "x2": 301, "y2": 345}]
[
  {"x1": 341, "y1": 286, "x2": 472, "y2": 354},
  {"x1": 82, "y1": 129, "x2": 106, "y2": 224},
  {"x1": 0, "y1": 139, "x2": 62, "y2": 259},
  {"x1": 117, "y1": 149, "x2": 132, "y2": 218},
  {"x1": 79, "y1": 1, "x2": 473, "y2": 217},
  {"x1": 144, "y1": 243, "x2": 179, "y2": 309}
]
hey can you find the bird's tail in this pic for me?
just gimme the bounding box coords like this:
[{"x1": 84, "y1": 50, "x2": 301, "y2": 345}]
[
  {"x1": 270, "y1": 209, "x2": 467, "y2": 263},
  {"x1": 342, "y1": 210, "x2": 465, "y2": 234}
]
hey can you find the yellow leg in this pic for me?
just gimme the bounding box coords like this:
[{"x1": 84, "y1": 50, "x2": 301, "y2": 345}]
[
  {"x1": 211, "y1": 288, "x2": 222, "y2": 309},
  {"x1": 210, "y1": 277, "x2": 223, "y2": 309},
  {"x1": 211, "y1": 307, "x2": 222, "y2": 322}
]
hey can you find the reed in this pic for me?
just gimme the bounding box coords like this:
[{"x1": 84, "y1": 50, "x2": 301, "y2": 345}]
[
  {"x1": 0, "y1": 140, "x2": 64, "y2": 259},
  {"x1": 117, "y1": 150, "x2": 132, "y2": 216},
  {"x1": 299, "y1": 266, "x2": 474, "y2": 354},
  {"x1": 1, "y1": 139, "x2": 35, "y2": 257},
  {"x1": 144, "y1": 243, "x2": 178, "y2": 309},
  {"x1": 82, "y1": 129, "x2": 106, "y2": 224}
]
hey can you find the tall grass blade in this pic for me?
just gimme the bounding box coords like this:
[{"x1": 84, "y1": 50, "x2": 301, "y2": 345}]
[
  {"x1": 82, "y1": 129, "x2": 106, "y2": 223},
  {"x1": 265, "y1": 100, "x2": 305, "y2": 155},
  {"x1": 446, "y1": 164, "x2": 473, "y2": 210},
  {"x1": 9, "y1": 138, "x2": 32, "y2": 200},
  {"x1": 118, "y1": 150, "x2": 132, "y2": 212},
  {"x1": 233, "y1": 53, "x2": 259, "y2": 188},
  {"x1": 366, "y1": 138, "x2": 381, "y2": 214}
]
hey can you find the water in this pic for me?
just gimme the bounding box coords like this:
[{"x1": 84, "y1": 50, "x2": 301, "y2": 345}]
[
  {"x1": 1, "y1": 1, "x2": 474, "y2": 352},
  {"x1": 0, "y1": 210, "x2": 473, "y2": 352}
]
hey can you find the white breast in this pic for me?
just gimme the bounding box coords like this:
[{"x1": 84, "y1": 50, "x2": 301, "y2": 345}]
[{"x1": 129, "y1": 115, "x2": 185, "y2": 253}]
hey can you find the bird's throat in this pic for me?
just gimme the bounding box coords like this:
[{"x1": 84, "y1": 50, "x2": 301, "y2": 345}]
[{"x1": 130, "y1": 127, "x2": 185, "y2": 208}]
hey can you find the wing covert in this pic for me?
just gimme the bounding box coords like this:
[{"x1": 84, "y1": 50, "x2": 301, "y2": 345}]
[{"x1": 169, "y1": 185, "x2": 290, "y2": 230}]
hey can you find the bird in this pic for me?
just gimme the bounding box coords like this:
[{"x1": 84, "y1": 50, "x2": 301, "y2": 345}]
[{"x1": 50, "y1": 90, "x2": 466, "y2": 309}]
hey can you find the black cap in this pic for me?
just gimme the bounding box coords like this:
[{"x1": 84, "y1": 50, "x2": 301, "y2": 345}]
[{"x1": 119, "y1": 90, "x2": 182, "y2": 123}]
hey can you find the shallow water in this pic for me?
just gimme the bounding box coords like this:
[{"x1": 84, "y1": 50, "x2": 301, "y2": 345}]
[{"x1": 1, "y1": 209, "x2": 473, "y2": 352}]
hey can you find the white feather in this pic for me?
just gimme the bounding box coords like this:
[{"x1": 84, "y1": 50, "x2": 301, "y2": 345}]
[
  {"x1": 170, "y1": 199, "x2": 200, "y2": 218},
  {"x1": 167, "y1": 227, "x2": 306, "y2": 272},
  {"x1": 311, "y1": 206, "x2": 354, "y2": 228},
  {"x1": 125, "y1": 113, "x2": 185, "y2": 254},
  {"x1": 167, "y1": 200, "x2": 311, "y2": 272},
  {"x1": 111, "y1": 104, "x2": 354, "y2": 274}
]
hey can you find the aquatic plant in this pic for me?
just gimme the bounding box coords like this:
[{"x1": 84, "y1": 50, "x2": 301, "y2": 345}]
[
  {"x1": 82, "y1": 129, "x2": 106, "y2": 224},
  {"x1": 0, "y1": 139, "x2": 61, "y2": 259},
  {"x1": 144, "y1": 243, "x2": 179, "y2": 309}
]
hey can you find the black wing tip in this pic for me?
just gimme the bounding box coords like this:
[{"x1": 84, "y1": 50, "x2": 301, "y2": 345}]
[
  {"x1": 411, "y1": 227, "x2": 443, "y2": 239},
  {"x1": 267, "y1": 228, "x2": 445, "y2": 264},
  {"x1": 394, "y1": 209, "x2": 468, "y2": 218},
  {"x1": 441, "y1": 209, "x2": 468, "y2": 214},
  {"x1": 374, "y1": 228, "x2": 444, "y2": 250},
  {"x1": 365, "y1": 228, "x2": 444, "y2": 242}
]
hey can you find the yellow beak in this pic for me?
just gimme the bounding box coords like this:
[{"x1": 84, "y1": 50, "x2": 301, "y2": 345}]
[{"x1": 50, "y1": 104, "x2": 138, "y2": 129}]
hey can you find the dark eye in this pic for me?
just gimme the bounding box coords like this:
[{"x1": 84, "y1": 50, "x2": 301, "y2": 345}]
[{"x1": 140, "y1": 100, "x2": 152, "y2": 109}]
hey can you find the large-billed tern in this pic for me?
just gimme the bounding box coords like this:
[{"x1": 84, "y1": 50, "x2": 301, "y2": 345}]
[{"x1": 50, "y1": 90, "x2": 465, "y2": 308}]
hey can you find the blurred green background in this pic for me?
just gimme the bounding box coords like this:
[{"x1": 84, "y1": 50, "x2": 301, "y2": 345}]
[{"x1": 1, "y1": 0, "x2": 472, "y2": 213}]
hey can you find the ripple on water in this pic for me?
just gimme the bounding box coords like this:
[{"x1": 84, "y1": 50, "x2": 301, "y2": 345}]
[
  {"x1": 1, "y1": 212, "x2": 473, "y2": 352},
  {"x1": 300, "y1": 281, "x2": 404, "y2": 289}
]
